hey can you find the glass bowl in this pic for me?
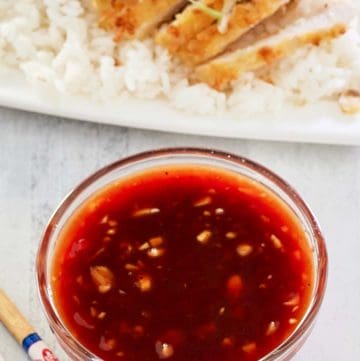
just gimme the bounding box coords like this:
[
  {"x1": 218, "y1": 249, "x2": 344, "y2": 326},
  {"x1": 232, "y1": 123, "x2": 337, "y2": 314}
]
[{"x1": 36, "y1": 148, "x2": 327, "y2": 361}]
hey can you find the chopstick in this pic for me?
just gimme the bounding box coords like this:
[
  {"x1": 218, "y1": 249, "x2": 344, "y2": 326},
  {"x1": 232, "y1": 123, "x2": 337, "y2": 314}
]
[{"x1": 0, "y1": 289, "x2": 59, "y2": 361}]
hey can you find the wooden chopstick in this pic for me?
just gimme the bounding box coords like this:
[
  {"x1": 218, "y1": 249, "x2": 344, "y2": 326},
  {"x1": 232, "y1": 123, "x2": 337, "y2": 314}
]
[{"x1": 0, "y1": 289, "x2": 59, "y2": 361}]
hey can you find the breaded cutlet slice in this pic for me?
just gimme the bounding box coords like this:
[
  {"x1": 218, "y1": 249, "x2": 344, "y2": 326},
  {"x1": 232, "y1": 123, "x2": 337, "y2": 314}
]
[
  {"x1": 156, "y1": 0, "x2": 290, "y2": 65},
  {"x1": 94, "y1": 0, "x2": 188, "y2": 40},
  {"x1": 195, "y1": 3, "x2": 353, "y2": 90}
]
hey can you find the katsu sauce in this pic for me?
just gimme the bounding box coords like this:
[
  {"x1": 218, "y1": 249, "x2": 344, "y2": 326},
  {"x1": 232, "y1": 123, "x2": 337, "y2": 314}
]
[{"x1": 51, "y1": 165, "x2": 314, "y2": 361}]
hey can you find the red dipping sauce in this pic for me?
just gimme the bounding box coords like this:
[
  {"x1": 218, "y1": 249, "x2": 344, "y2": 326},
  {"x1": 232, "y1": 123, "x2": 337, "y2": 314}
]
[{"x1": 51, "y1": 164, "x2": 314, "y2": 361}]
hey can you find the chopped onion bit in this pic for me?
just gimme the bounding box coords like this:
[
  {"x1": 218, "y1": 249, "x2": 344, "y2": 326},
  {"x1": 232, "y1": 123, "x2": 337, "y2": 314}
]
[
  {"x1": 196, "y1": 230, "x2": 212, "y2": 244},
  {"x1": 225, "y1": 231, "x2": 237, "y2": 239},
  {"x1": 222, "y1": 337, "x2": 234, "y2": 348},
  {"x1": 98, "y1": 311, "x2": 106, "y2": 320},
  {"x1": 147, "y1": 247, "x2": 165, "y2": 258},
  {"x1": 136, "y1": 274, "x2": 152, "y2": 292},
  {"x1": 139, "y1": 242, "x2": 150, "y2": 251},
  {"x1": 193, "y1": 195, "x2": 212, "y2": 207},
  {"x1": 270, "y1": 234, "x2": 283, "y2": 249},
  {"x1": 283, "y1": 293, "x2": 300, "y2": 306},
  {"x1": 155, "y1": 341, "x2": 174, "y2": 359},
  {"x1": 99, "y1": 336, "x2": 116, "y2": 351},
  {"x1": 132, "y1": 207, "x2": 160, "y2": 218},
  {"x1": 125, "y1": 263, "x2": 139, "y2": 271},
  {"x1": 242, "y1": 342, "x2": 256, "y2": 353},
  {"x1": 149, "y1": 236, "x2": 164, "y2": 247},
  {"x1": 215, "y1": 208, "x2": 225, "y2": 215},
  {"x1": 265, "y1": 321, "x2": 279, "y2": 336},
  {"x1": 236, "y1": 244, "x2": 253, "y2": 257},
  {"x1": 90, "y1": 265, "x2": 115, "y2": 294}
]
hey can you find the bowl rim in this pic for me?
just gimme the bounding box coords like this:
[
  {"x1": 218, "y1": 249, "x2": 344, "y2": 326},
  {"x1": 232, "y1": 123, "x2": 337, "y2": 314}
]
[{"x1": 36, "y1": 147, "x2": 328, "y2": 360}]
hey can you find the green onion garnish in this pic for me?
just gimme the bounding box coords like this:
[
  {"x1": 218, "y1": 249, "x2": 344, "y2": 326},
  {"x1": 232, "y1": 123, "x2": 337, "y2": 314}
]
[{"x1": 189, "y1": 0, "x2": 224, "y2": 21}]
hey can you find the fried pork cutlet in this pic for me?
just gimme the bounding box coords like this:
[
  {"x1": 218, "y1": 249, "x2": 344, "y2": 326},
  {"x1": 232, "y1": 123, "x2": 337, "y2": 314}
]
[
  {"x1": 195, "y1": 3, "x2": 353, "y2": 90},
  {"x1": 94, "y1": 0, "x2": 188, "y2": 40},
  {"x1": 156, "y1": 0, "x2": 291, "y2": 65},
  {"x1": 229, "y1": 0, "x2": 342, "y2": 48}
]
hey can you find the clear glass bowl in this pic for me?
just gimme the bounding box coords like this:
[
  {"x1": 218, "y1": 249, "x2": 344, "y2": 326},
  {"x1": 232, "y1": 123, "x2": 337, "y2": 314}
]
[{"x1": 36, "y1": 148, "x2": 328, "y2": 361}]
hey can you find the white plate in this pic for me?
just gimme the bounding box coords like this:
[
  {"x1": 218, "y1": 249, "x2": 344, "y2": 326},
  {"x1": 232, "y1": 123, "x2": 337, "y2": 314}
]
[{"x1": 1, "y1": 69, "x2": 360, "y2": 145}]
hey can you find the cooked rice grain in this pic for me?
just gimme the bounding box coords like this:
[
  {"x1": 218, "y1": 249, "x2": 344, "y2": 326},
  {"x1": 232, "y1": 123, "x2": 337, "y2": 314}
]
[{"x1": 0, "y1": 0, "x2": 359, "y2": 115}]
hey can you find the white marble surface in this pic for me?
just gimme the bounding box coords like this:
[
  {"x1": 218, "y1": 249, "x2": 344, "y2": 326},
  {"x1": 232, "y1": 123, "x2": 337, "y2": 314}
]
[{"x1": 0, "y1": 106, "x2": 359, "y2": 361}]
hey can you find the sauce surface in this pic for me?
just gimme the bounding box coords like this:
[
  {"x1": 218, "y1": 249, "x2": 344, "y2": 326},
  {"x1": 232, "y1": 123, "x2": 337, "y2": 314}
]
[{"x1": 52, "y1": 165, "x2": 314, "y2": 361}]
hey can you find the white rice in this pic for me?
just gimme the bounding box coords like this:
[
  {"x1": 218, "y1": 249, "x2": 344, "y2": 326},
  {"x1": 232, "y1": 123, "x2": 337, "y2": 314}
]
[{"x1": 0, "y1": 0, "x2": 359, "y2": 116}]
